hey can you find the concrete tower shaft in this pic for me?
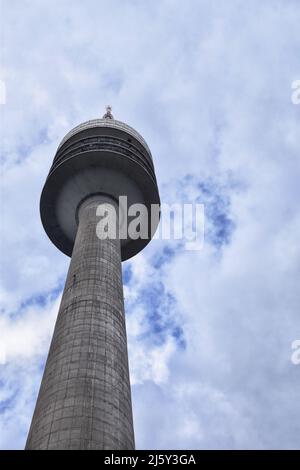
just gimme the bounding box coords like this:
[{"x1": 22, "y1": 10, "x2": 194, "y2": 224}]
[
  {"x1": 26, "y1": 113, "x2": 160, "y2": 450},
  {"x1": 26, "y1": 195, "x2": 134, "y2": 449}
]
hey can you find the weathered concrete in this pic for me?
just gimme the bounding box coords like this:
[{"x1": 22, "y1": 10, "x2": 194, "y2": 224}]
[{"x1": 26, "y1": 195, "x2": 135, "y2": 450}]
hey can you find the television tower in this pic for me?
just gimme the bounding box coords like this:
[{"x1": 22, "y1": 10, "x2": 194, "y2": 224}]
[{"x1": 25, "y1": 108, "x2": 160, "y2": 450}]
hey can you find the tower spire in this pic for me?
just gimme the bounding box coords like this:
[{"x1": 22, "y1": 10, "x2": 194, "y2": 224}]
[{"x1": 103, "y1": 105, "x2": 114, "y2": 119}]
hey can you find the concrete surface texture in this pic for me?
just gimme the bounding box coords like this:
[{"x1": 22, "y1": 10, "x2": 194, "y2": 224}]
[{"x1": 26, "y1": 195, "x2": 135, "y2": 450}]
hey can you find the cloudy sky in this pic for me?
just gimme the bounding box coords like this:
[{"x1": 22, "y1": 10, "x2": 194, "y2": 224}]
[{"x1": 0, "y1": 0, "x2": 300, "y2": 450}]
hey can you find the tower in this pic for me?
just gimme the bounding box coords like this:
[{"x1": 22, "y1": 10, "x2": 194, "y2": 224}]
[{"x1": 25, "y1": 108, "x2": 160, "y2": 450}]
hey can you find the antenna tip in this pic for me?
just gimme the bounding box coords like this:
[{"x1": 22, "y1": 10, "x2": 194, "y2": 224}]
[{"x1": 103, "y1": 105, "x2": 114, "y2": 119}]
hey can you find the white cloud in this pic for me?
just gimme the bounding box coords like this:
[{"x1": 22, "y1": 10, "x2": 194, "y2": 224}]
[
  {"x1": 0, "y1": 295, "x2": 60, "y2": 361},
  {"x1": 0, "y1": 295, "x2": 60, "y2": 449}
]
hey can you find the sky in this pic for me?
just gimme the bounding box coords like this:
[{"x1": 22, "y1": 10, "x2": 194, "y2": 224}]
[{"x1": 0, "y1": 0, "x2": 300, "y2": 450}]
